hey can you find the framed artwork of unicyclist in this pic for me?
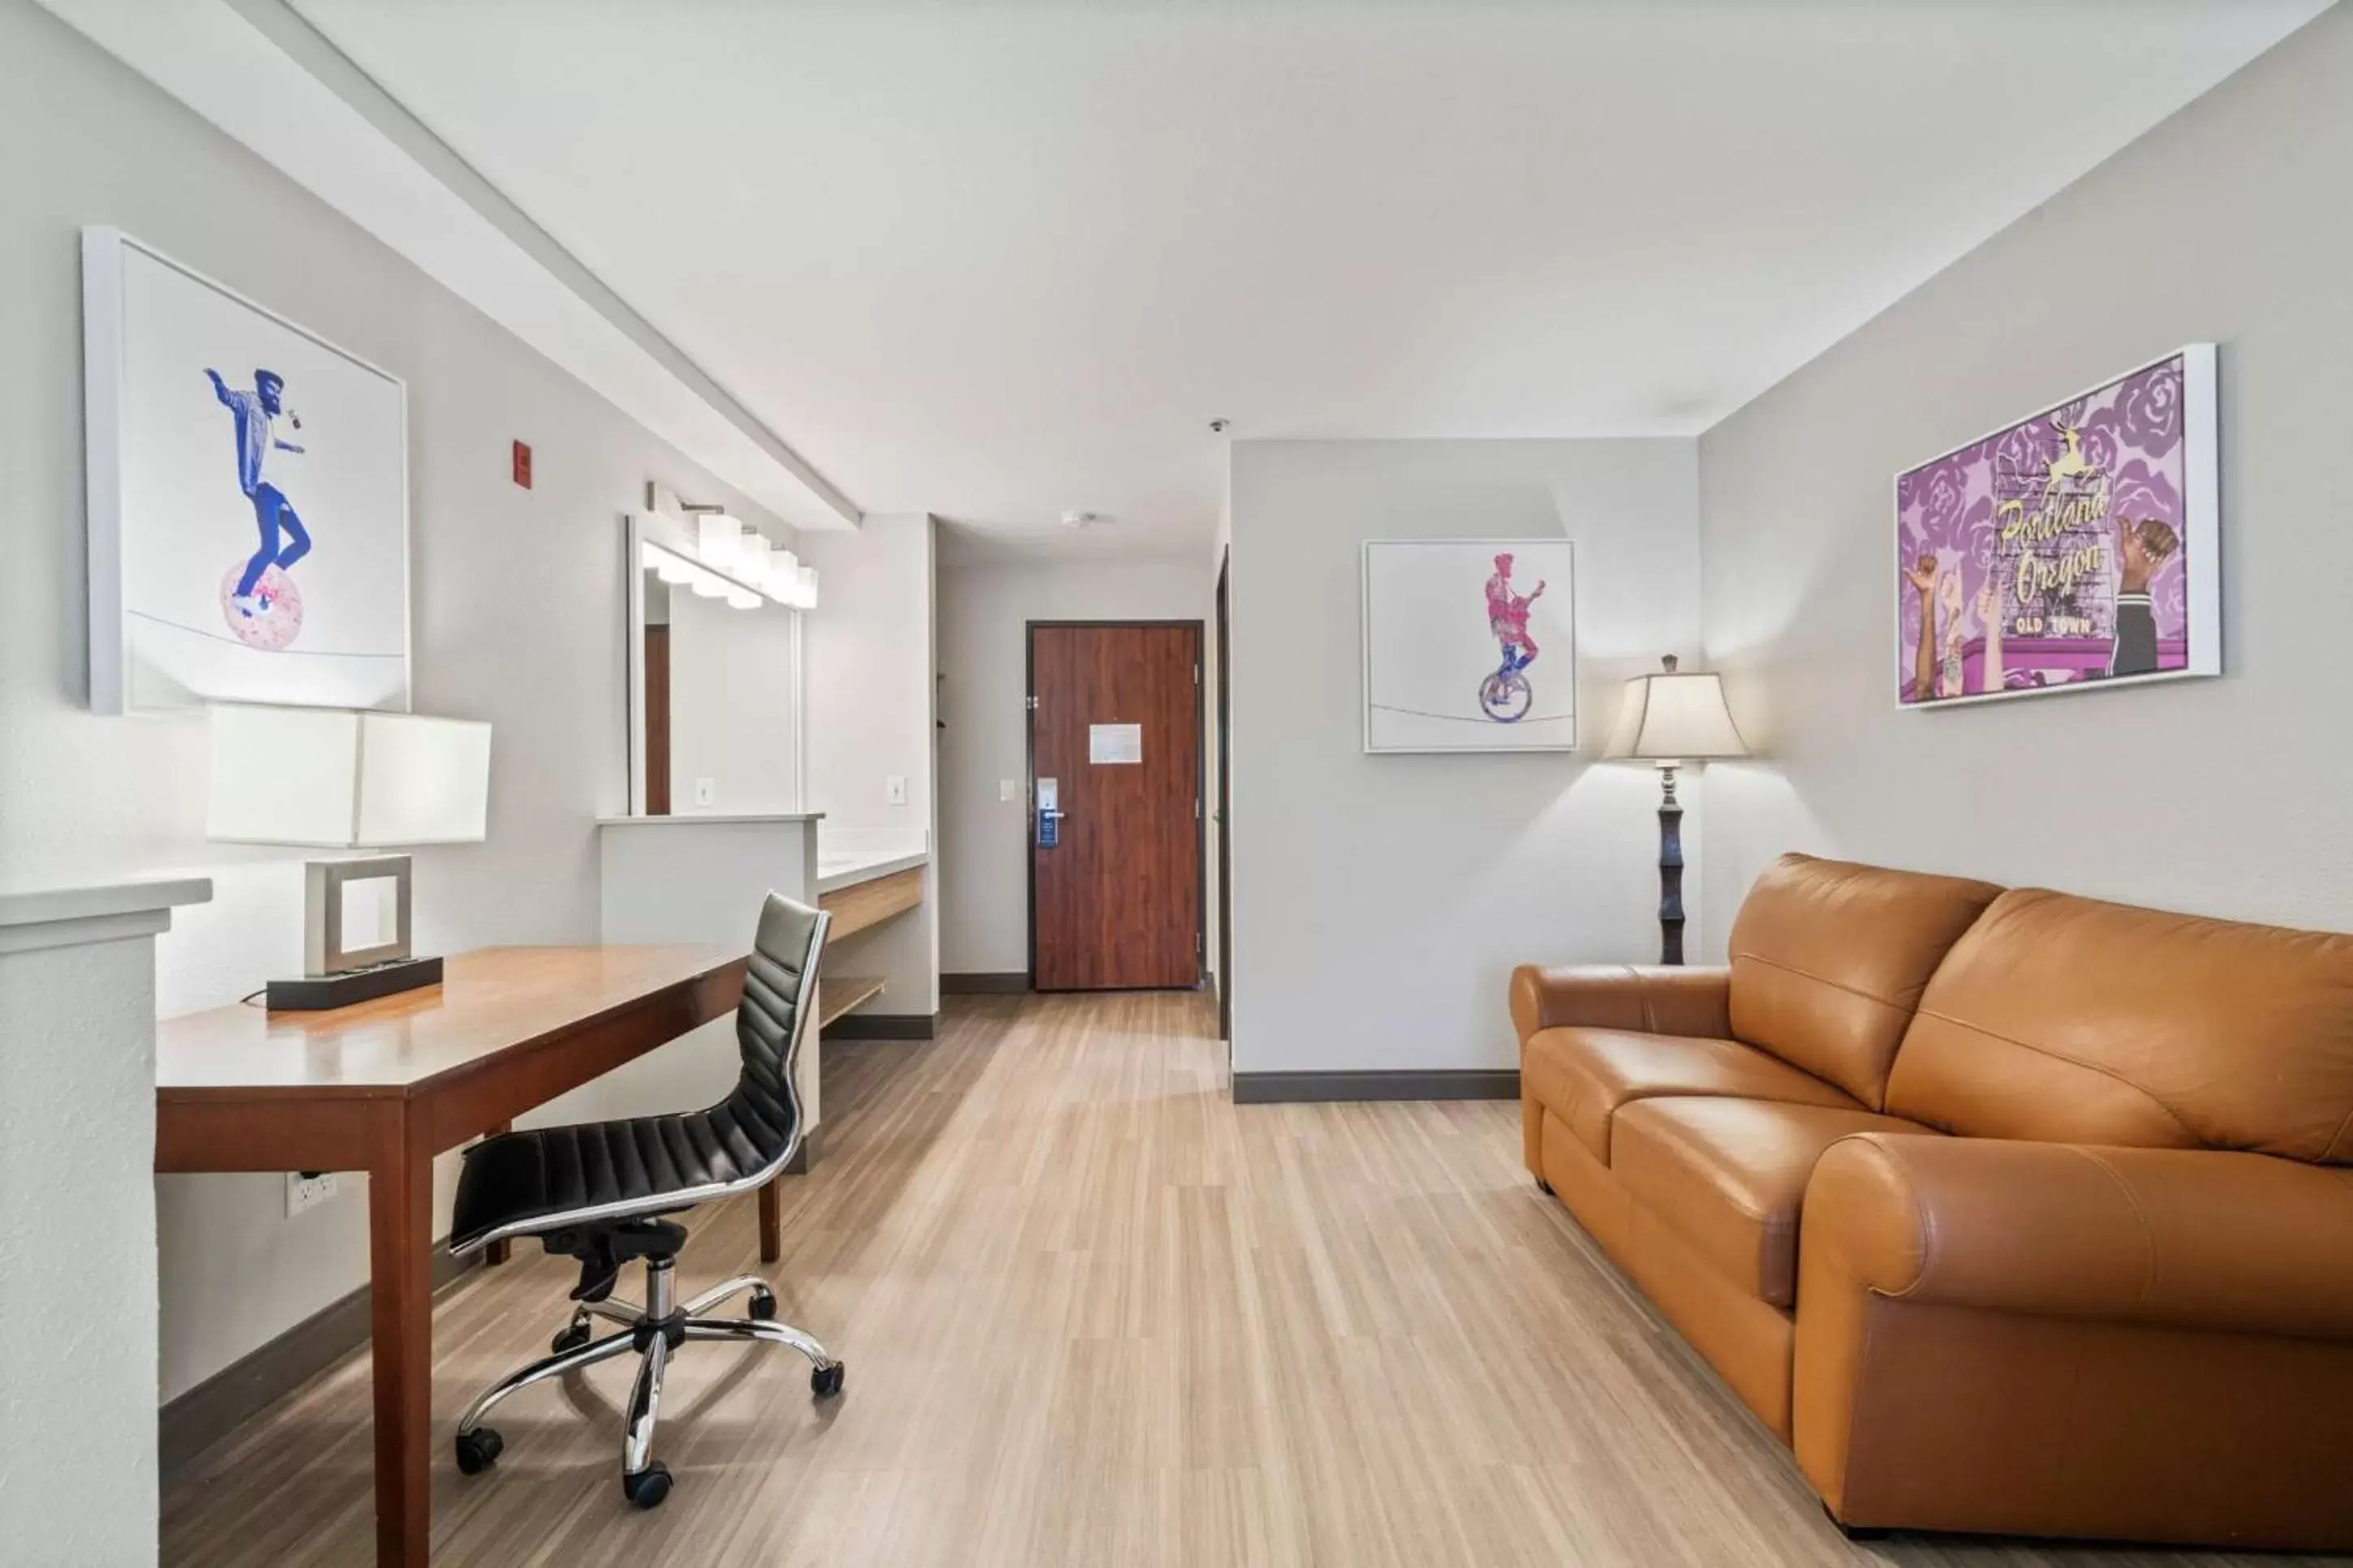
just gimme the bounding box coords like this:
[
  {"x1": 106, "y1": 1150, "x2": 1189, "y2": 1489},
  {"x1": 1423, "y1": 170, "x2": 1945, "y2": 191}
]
[
  {"x1": 1361, "y1": 538, "x2": 1577, "y2": 753},
  {"x1": 1895, "y1": 344, "x2": 2217, "y2": 709},
  {"x1": 84, "y1": 227, "x2": 411, "y2": 714}
]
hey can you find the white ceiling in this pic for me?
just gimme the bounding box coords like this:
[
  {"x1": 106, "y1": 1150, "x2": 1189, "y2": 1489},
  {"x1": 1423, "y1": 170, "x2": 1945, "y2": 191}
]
[{"x1": 284, "y1": 0, "x2": 2326, "y2": 561}]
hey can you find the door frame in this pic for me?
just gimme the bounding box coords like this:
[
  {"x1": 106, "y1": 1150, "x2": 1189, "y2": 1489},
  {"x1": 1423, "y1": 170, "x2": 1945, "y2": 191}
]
[
  {"x1": 1214, "y1": 556, "x2": 1233, "y2": 1045},
  {"x1": 1024, "y1": 618, "x2": 1209, "y2": 991}
]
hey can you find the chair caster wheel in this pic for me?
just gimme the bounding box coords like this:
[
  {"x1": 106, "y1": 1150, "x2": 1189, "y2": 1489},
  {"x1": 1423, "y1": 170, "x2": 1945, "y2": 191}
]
[
  {"x1": 454, "y1": 1427, "x2": 503, "y2": 1476},
  {"x1": 622, "y1": 1462, "x2": 672, "y2": 1510},
  {"x1": 552, "y1": 1318, "x2": 591, "y2": 1355},
  {"x1": 811, "y1": 1360, "x2": 845, "y2": 1398},
  {"x1": 749, "y1": 1288, "x2": 778, "y2": 1321}
]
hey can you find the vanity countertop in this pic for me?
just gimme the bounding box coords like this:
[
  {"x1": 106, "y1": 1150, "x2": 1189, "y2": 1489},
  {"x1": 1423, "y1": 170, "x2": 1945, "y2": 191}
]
[{"x1": 816, "y1": 848, "x2": 929, "y2": 895}]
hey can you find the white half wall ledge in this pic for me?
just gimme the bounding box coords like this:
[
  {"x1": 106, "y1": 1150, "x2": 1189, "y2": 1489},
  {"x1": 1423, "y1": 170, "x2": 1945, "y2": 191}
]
[
  {"x1": 33, "y1": 0, "x2": 860, "y2": 535},
  {"x1": 0, "y1": 874, "x2": 207, "y2": 1568},
  {"x1": 0, "y1": 877, "x2": 215, "y2": 956}
]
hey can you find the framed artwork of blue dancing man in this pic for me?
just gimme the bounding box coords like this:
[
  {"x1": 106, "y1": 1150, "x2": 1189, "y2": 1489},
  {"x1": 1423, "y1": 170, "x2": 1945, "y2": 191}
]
[{"x1": 84, "y1": 227, "x2": 410, "y2": 714}]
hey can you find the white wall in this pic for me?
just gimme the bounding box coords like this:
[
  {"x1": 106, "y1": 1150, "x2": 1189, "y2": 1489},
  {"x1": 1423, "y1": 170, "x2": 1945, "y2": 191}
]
[
  {"x1": 936, "y1": 553, "x2": 1211, "y2": 977},
  {"x1": 1228, "y1": 439, "x2": 1702, "y2": 1076},
  {"x1": 0, "y1": 0, "x2": 789, "y2": 1401},
  {"x1": 665, "y1": 587, "x2": 802, "y2": 814},
  {"x1": 1697, "y1": 5, "x2": 2353, "y2": 949},
  {"x1": 801, "y1": 514, "x2": 940, "y2": 1018}
]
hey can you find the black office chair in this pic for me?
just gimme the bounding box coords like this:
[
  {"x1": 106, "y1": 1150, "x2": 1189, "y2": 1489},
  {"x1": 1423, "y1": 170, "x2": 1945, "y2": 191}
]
[{"x1": 446, "y1": 891, "x2": 842, "y2": 1509}]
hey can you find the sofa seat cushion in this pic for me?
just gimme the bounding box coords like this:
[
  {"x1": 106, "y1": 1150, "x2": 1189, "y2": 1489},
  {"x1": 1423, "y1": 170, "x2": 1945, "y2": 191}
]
[
  {"x1": 1522, "y1": 1025, "x2": 1864, "y2": 1166},
  {"x1": 1613, "y1": 1098, "x2": 1939, "y2": 1308}
]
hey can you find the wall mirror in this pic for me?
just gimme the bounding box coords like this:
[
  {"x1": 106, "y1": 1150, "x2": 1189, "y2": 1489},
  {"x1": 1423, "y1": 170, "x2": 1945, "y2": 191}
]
[{"x1": 626, "y1": 508, "x2": 808, "y2": 816}]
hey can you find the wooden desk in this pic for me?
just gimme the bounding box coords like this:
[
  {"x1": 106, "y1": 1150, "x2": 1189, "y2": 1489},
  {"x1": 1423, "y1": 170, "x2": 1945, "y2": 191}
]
[{"x1": 156, "y1": 945, "x2": 746, "y2": 1568}]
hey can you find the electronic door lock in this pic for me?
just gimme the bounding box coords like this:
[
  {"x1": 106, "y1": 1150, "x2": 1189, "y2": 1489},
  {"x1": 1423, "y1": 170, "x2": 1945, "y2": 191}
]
[{"x1": 1036, "y1": 777, "x2": 1062, "y2": 848}]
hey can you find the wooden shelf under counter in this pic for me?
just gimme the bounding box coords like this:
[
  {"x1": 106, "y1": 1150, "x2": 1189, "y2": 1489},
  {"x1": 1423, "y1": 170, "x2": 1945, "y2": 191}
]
[
  {"x1": 816, "y1": 975, "x2": 886, "y2": 1030},
  {"x1": 818, "y1": 865, "x2": 923, "y2": 942}
]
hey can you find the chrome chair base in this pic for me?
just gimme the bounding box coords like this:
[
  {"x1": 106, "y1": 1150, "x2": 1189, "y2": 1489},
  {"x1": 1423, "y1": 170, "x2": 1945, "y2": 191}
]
[{"x1": 453, "y1": 1258, "x2": 843, "y2": 1508}]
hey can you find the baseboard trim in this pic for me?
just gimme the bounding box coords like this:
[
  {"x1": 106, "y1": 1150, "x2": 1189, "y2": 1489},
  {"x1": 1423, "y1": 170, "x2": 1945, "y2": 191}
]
[
  {"x1": 824, "y1": 1011, "x2": 936, "y2": 1041},
  {"x1": 941, "y1": 972, "x2": 1030, "y2": 994},
  {"x1": 1231, "y1": 1069, "x2": 1520, "y2": 1104},
  {"x1": 161, "y1": 1237, "x2": 478, "y2": 1475}
]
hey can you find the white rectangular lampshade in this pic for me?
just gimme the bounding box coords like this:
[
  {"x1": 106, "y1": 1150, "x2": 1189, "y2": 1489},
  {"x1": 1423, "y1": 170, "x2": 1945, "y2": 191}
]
[
  {"x1": 205, "y1": 705, "x2": 363, "y2": 846},
  {"x1": 1602, "y1": 671, "x2": 1749, "y2": 762},
  {"x1": 356, "y1": 711, "x2": 493, "y2": 844},
  {"x1": 207, "y1": 705, "x2": 492, "y2": 847}
]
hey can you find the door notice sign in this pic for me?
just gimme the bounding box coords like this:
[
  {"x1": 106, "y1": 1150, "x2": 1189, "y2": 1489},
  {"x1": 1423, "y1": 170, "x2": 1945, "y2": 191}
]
[{"x1": 1089, "y1": 723, "x2": 1142, "y2": 765}]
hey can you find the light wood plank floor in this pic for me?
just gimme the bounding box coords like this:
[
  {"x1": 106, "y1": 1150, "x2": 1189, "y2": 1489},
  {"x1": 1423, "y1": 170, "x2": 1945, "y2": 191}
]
[{"x1": 163, "y1": 992, "x2": 2351, "y2": 1567}]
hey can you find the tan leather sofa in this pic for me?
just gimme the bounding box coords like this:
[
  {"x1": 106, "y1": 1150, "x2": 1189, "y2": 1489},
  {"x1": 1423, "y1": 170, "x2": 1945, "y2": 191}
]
[{"x1": 1512, "y1": 853, "x2": 2353, "y2": 1549}]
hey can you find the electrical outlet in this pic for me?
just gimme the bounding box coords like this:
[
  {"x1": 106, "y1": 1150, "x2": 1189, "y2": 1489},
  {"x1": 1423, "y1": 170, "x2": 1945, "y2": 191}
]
[
  {"x1": 886, "y1": 775, "x2": 907, "y2": 805},
  {"x1": 1000, "y1": 779, "x2": 1017, "y2": 802},
  {"x1": 286, "y1": 1171, "x2": 339, "y2": 1217},
  {"x1": 694, "y1": 777, "x2": 715, "y2": 807}
]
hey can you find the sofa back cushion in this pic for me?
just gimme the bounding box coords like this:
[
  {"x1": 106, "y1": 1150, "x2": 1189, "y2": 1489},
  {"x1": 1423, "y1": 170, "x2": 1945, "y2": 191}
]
[
  {"x1": 1727, "y1": 854, "x2": 2003, "y2": 1108},
  {"x1": 1886, "y1": 888, "x2": 2353, "y2": 1162}
]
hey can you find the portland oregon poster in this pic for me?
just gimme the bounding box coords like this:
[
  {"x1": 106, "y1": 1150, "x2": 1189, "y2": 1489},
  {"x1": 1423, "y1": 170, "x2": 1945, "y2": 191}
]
[{"x1": 1894, "y1": 345, "x2": 2217, "y2": 707}]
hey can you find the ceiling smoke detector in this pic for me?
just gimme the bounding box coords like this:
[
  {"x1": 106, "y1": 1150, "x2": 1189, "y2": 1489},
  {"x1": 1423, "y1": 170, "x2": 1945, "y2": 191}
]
[{"x1": 1060, "y1": 509, "x2": 1109, "y2": 529}]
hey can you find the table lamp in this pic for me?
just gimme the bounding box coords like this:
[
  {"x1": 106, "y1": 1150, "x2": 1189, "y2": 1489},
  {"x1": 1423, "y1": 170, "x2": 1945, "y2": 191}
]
[
  {"x1": 206, "y1": 704, "x2": 493, "y2": 1008},
  {"x1": 1602, "y1": 655, "x2": 1749, "y2": 964}
]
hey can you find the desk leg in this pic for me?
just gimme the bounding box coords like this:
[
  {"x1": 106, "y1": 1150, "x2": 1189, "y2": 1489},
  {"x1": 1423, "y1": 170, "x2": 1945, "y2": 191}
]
[
  {"x1": 758, "y1": 1175, "x2": 781, "y2": 1264},
  {"x1": 368, "y1": 1106, "x2": 435, "y2": 1567},
  {"x1": 483, "y1": 1121, "x2": 510, "y2": 1267}
]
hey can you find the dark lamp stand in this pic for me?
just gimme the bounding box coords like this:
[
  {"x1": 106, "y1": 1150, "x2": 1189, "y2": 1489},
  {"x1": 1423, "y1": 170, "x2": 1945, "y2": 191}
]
[{"x1": 1654, "y1": 762, "x2": 1686, "y2": 965}]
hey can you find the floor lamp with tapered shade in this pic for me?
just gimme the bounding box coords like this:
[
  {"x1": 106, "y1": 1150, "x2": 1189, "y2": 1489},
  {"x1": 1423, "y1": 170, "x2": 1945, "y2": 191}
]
[{"x1": 1602, "y1": 656, "x2": 1749, "y2": 964}]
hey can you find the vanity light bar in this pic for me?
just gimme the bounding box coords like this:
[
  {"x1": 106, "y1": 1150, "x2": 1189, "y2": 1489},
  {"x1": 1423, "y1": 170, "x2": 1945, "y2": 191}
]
[{"x1": 639, "y1": 535, "x2": 815, "y2": 612}]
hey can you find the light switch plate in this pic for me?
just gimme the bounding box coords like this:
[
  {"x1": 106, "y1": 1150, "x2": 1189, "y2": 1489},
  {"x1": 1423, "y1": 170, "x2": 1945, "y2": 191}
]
[
  {"x1": 1000, "y1": 779, "x2": 1017, "y2": 802},
  {"x1": 885, "y1": 774, "x2": 908, "y2": 805},
  {"x1": 694, "y1": 777, "x2": 715, "y2": 806},
  {"x1": 286, "y1": 1171, "x2": 338, "y2": 1217}
]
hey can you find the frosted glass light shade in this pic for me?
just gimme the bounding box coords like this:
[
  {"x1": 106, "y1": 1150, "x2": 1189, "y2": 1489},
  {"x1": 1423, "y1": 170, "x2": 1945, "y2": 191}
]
[
  {"x1": 762, "y1": 543, "x2": 798, "y2": 600},
  {"x1": 1602, "y1": 666, "x2": 1749, "y2": 763},
  {"x1": 643, "y1": 539, "x2": 695, "y2": 584},
  {"x1": 697, "y1": 513, "x2": 743, "y2": 571},
  {"x1": 207, "y1": 704, "x2": 492, "y2": 847}
]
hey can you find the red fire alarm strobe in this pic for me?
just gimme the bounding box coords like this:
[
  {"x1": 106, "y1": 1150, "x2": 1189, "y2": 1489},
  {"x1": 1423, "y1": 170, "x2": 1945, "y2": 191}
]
[{"x1": 512, "y1": 440, "x2": 533, "y2": 489}]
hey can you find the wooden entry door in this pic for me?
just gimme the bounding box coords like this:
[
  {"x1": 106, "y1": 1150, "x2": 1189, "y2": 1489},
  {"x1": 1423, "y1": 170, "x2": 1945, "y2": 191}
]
[{"x1": 1030, "y1": 621, "x2": 1202, "y2": 990}]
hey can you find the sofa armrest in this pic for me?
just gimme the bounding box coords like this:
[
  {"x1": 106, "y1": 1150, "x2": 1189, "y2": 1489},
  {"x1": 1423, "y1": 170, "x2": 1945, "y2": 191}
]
[
  {"x1": 1805, "y1": 1133, "x2": 2353, "y2": 1341},
  {"x1": 1508, "y1": 963, "x2": 1731, "y2": 1045}
]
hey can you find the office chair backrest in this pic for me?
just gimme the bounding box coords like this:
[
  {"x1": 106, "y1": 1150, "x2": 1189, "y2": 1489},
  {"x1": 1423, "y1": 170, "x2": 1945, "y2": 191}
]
[{"x1": 723, "y1": 891, "x2": 828, "y2": 1173}]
